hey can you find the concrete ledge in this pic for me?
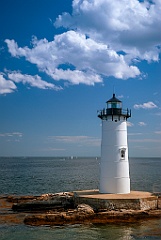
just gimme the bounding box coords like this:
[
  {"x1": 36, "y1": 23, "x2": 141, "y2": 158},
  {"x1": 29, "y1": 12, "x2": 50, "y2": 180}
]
[
  {"x1": 158, "y1": 196, "x2": 161, "y2": 209},
  {"x1": 74, "y1": 190, "x2": 158, "y2": 211}
]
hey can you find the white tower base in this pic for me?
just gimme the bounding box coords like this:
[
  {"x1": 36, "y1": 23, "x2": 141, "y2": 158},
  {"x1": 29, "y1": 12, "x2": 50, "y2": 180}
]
[{"x1": 100, "y1": 177, "x2": 130, "y2": 194}]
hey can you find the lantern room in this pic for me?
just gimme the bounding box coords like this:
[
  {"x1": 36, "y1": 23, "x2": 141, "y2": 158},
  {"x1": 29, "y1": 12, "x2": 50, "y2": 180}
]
[{"x1": 98, "y1": 93, "x2": 131, "y2": 121}]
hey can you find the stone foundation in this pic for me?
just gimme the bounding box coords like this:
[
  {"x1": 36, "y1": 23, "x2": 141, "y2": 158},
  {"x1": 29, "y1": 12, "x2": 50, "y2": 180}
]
[
  {"x1": 74, "y1": 190, "x2": 158, "y2": 211},
  {"x1": 157, "y1": 196, "x2": 161, "y2": 209}
]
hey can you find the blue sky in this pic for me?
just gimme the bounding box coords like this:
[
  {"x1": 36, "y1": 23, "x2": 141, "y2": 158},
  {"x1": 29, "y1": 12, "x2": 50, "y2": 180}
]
[{"x1": 0, "y1": 0, "x2": 161, "y2": 157}]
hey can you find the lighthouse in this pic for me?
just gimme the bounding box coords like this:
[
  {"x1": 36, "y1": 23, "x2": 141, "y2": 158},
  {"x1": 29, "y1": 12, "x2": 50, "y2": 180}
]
[{"x1": 98, "y1": 94, "x2": 131, "y2": 194}]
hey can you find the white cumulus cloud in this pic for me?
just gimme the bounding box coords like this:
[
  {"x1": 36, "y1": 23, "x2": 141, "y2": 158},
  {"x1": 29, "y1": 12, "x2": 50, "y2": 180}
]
[
  {"x1": 51, "y1": 68, "x2": 102, "y2": 85},
  {"x1": 4, "y1": 0, "x2": 161, "y2": 91},
  {"x1": 55, "y1": 0, "x2": 161, "y2": 63},
  {"x1": 7, "y1": 71, "x2": 62, "y2": 91},
  {"x1": 0, "y1": 74, "x2": 17, "y2": 94},
  {"x1": 134, "y1": 101, "x2": 158, "y2": 109},
  {"x1": 5, "y1": 31, "x2": 140, "y2": 84}
]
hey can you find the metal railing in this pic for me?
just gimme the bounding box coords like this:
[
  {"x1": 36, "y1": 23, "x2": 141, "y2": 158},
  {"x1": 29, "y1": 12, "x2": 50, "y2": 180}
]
[{"x1": 97, "y1": 108, "x2": 131, "y2": 119}]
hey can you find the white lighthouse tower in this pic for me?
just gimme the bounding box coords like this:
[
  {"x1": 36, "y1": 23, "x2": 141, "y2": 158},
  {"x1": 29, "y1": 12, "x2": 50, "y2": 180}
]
[{"x1": 98, "y1": 94, "x2": 131, "y2": 194}]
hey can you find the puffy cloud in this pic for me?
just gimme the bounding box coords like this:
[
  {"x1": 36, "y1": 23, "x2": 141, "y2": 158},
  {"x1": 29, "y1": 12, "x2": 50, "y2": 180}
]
[
  {"x1": 55, "y1": 0, "x2": 161, "y2": 62},
  {"x1": 138, "y1": 121, "x2": 147, "y2": 126},
  {"x1": 5, "y1": 30, "x2": 140, "y2": 85},
  {"x1": 5, "y1": 0, "x2": 161, "y2": 90},
  {"x1": 51, "y1": 68, "x2": 102, "y2": 85},
  {"x1": 127, "y1": 121, "x2": 134, "y2": 127},
  {"x1": 8, "y1": 71, "x2": 62, "y2": 91},
  {"x1": 0, "y1": 74, "x2": 17, "y2": 94},
  {"x1": 0, "y1": 70, "x2": 62, "y2": 94},
  {"x1": 5, "y1": 39, "x2": 27, "y2": 57},
  {"x1": 134, "y1": 101, "x2": 158, "y2": 109},
  {"x1": 117, "y1": 95, "x2": 124, "y2": 99}
]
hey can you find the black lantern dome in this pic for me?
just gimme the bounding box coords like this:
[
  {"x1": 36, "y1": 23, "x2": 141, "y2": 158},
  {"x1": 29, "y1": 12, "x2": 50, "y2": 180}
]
[{"x1": 98, "y1": 93, "x2": 131, "y2": 121}]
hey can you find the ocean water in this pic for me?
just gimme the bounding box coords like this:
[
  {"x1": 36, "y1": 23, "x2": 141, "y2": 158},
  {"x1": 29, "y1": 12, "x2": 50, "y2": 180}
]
[{"x1": 0, "y1": 157, "x2": 161, "y2": 240}]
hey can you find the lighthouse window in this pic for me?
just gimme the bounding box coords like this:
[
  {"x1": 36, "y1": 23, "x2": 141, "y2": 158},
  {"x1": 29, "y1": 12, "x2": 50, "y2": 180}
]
[
  {"x1": 111, "y1": 103, "x2": 117, "y2": 108},
  {"x1": 120, "y1": 149, "x2": 126, "y2": 160}
]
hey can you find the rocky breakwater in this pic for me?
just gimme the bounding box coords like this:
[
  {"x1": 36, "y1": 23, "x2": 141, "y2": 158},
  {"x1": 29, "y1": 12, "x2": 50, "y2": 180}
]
[
  {"x1": 1, "y1": 192, "x2": 161, "y2": 226},
  {"x1": 12, "y1": 192, "x2": 74, "y2": 212},
  {"x1": 24, "y1": 203, "x2": 95, "y2": 226},
  {"x1": 11, "y1": 192, "x2": 95, "y2": 226}
]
